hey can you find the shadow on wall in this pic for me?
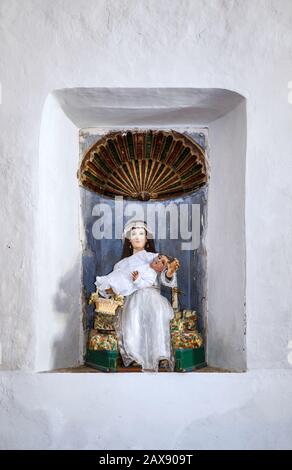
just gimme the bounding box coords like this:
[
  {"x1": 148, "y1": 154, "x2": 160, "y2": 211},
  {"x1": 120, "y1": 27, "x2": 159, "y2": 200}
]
[{"x1": 52, "y1": 258, "x2": 82, "y2": 370}]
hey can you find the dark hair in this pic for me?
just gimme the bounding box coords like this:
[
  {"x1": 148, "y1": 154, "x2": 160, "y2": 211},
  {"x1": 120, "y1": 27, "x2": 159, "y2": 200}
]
[
  {"x1": 121, "y1": 226, "x2": 156, "y2": 259},
  {"x1": 159, "y1": 253, "x2": 174, "y2": 262}
]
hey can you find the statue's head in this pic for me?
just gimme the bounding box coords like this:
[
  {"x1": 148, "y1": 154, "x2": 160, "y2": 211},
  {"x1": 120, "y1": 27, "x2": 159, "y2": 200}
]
[
  {"x1": 150, "y1": 254, "x2": 168, "y2": 273},
  {"x1": 121, "y1": 220, "x2": 155, "y2": 258}
]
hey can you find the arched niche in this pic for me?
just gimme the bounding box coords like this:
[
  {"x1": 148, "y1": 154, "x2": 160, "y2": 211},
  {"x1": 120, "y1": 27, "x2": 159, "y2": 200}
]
[{"x1": 36, "y1": 87, "x2": 246, "y2": 372}]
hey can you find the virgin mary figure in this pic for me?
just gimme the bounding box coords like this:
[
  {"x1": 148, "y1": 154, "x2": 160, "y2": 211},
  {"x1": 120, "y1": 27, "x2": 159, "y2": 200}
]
[{"x1": 101, "y1": 220, "x2": 179, "y2": 372}]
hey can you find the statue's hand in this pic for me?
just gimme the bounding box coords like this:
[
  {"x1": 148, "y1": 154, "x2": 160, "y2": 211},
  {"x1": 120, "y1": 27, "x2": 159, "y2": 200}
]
[
  {"x1": 166, "y1": 258, "x2": 180, "y2": 278},
  {"x1": 131, "y1": 271, "x2": 139, "y2": 281}
]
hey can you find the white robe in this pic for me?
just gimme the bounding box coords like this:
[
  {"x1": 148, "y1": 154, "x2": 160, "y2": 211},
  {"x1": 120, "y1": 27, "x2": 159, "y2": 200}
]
[{"x1": 112, "y1": 250, "x2": 177, "y2": 372}]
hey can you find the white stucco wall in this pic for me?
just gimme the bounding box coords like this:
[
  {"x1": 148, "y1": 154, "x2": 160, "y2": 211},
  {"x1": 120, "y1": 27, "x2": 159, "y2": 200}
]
[
  {"x1": 36, "y1": 95, "x2": 81, "y2": 371},
  {"x1": 207, "y1": 101, "x2": 246, "y2": 370},
  {"x1": 0, "y1": 0, "x2": 292, "y2": 449},
  {"x1": 0, "y1": 370, "x2": 292, "y2": 450}
]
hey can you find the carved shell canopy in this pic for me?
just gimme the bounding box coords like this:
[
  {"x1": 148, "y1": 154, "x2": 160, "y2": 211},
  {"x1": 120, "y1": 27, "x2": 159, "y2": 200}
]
[{"x1": 79, "y1": 130, "x2": 208, "y2": 201}]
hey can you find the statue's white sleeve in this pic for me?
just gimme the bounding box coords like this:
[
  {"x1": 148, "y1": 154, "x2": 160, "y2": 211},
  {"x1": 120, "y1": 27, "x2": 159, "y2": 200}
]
[
  {"x1": 160, "y1": 270, "x2": 177, "y2": 287},
  {"x1": 113, "y1": 258, "x2": 125, "y2": 271}
]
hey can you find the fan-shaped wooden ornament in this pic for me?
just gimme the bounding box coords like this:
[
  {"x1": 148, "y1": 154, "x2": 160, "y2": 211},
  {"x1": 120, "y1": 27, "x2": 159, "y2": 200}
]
[{"x1": 79, "y1": 130, "x2": 208, "y2": 201}]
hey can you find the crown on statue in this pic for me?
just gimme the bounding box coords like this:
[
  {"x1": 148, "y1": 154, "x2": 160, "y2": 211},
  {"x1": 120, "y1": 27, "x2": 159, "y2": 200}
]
[{"x1": 122, "y1": 219, "x2": 154, "y2": 240}]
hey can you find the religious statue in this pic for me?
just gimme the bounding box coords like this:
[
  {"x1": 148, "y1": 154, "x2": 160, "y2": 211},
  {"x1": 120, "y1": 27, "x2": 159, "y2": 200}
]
[{"x1": 94, "y1": 220, "x2": 180, "y2": 372}]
